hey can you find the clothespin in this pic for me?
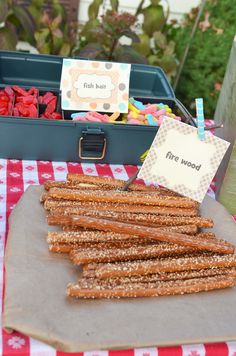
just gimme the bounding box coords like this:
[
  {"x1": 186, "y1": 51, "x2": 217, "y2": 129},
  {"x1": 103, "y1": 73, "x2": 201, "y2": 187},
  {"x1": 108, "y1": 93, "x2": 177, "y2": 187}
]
[{"x1": 195, "y1": 98, "x2": 205, "y2": 140}]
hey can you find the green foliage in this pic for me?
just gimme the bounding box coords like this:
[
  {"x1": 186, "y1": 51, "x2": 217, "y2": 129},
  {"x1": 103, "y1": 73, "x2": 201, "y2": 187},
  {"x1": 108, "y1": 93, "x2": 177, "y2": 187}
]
[
  {"x1": 28, "y1": 0, "x2": 74, "y2": 56},
  {"x1": 0, "y1": 0, "x2": 35, "y2": 51},
  {"x1": 77, "y1": 3, "x2": 147, "y2": 64},
  {"x1": 173, "y1": 0, "x2": 236, "y2": 118},
  {"x1": 133, "y1": 0, "x2": 179, "y2": 79},
  {"x1": 77, "y1": 0, "x2": 178, "y2": 72}
]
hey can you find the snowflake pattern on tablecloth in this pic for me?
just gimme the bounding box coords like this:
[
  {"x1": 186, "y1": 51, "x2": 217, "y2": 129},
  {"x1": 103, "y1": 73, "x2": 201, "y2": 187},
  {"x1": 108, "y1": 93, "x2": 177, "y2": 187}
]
[
  {"x1": 7, "y1": 336, "x2": 26, "y2": 349},
  {"x1": 25, "y1": 165, "x2": 35, "y2": 171},
  {"x1": 9, "y1": 172, "x2": 20, "y2": 178},
  {"x1": 188, "y1": 351, "x2": 200, "y2": 356},
  {"x1": 114, "y1": 167, "x2": 123, "y2": 173},
  {"x1": 26, "y1": 180, "x2": 36, "y2": 185},
  {"x1": 41, "y1": 173, "x2": 52, "y2": 179},
  {"x1": 56, "y1": 166, "x2": 66, "y2": 171},
  {"x1": 85, "y1": 168, "x2": 94, "y2": 173},
  {"x1": 10, "y1": 187, "x2": 21, "y2": 193}
]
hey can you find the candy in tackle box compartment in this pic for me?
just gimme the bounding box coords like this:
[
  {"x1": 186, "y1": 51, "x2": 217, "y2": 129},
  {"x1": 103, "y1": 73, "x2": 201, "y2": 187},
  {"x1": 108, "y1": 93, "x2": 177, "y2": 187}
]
[
  {"x1": 0, "y1": 84, "x2": 62, "y2": 120},
  {"x1": 63, "y1": 96, "x2": 195, "y2": 127},
  {"x1": 0, "y1": 86, "x2": 14, "y2": 116},
  {"x1": 38, "y1": 90, "x2": 62, "y2": 120}
]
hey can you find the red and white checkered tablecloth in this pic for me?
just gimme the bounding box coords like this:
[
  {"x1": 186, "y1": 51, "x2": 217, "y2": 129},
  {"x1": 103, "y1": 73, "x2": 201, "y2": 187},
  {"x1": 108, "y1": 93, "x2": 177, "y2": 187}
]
[{"x1": 0, "y1": 158, "x2": 236, "y2": 356}]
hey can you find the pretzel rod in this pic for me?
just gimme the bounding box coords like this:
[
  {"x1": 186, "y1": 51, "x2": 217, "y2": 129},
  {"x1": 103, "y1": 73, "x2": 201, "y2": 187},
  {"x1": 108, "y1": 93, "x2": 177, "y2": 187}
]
[
  {"x1": 49, "y1": 244, "x2": 73, "y2": 253},
  {"x1": 196, "y1": 232, "x2": 216, "y2": 239},
  {"x1": 47, "y1": 231, "x2": 137, "y2": 244},
  {"x1": 94, "y1": 254, "x2": 236, "y2": 279},
  {"x1": 47, "y1": 201, "x2": 198, "y2": 217},
  {"x1": 61, "y1": 225, "x2": 198, "y2": 235},
  {"x1": 70, "y1": 243, "x2": 197, "y2": 264},
  {"x1": 47, "y1": 226, "x2": 199, "y2": 246},
  {"x1": 48, "y1": 242, "x2": 142, "y2": 253},
  {"x1": 44, "y1": 180, "x2": 102, "y2": 191},
  {"x1": 67, "y1": 275, "x2": 236, "y2": 299},
  {"x1": 82, "y1": 267, "x2": 236, "y2": 281},
  {"x1": 48, "y1": 188, "x2": 197, "y2": 208},
  {"x1": 48, "y1": 239, "x2": 161, "y2": 253},
  {"x1": 66, "y1": 174, "x2": 179, "y2": 195},
  {"x1": 48, "y1": 209, "x2": 211, "y2": 228},
  {"x1": 52, "y1": 206, "x2": 199, "y2": 219},
  {"x1": 47, "y1": 215, "x2": 230, "y2": 254},
  {"x1": 125, "y1": 217, "x2": 213, "y2": 228},
  {"x1": 81, "y1": 255, "x2": 215, "y2": 273}
]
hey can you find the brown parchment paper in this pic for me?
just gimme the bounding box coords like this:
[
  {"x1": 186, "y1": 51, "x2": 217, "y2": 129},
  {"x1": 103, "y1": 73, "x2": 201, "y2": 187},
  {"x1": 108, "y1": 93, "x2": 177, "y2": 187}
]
[{"x1": 3, "y1": 186, "x2": 236, "y2": 352}]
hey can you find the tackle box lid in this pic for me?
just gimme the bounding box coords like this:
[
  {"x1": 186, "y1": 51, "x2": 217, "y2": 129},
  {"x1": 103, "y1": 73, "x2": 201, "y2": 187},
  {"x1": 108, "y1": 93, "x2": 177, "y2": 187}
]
[{"x1": 0, "y1": 51, "x2": 175, "y2": 99}]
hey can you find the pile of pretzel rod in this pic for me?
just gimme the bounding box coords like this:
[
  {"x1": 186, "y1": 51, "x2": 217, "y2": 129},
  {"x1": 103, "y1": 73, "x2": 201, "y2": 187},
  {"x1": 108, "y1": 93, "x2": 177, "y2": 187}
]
[{"x1": 41, "y1": 173, "x2": 236, "y2": 299}]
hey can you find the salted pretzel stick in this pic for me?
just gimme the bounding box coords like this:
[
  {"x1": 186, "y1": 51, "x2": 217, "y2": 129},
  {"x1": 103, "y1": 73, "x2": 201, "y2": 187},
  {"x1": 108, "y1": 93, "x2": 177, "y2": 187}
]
[
  {"x1": 44, "y1": 180, "x2": 102, "y2": 191},
  {"x1": 66, "y1": 174, "x2": 179, "y2": 195},
  {"x1": 61, "y1": 225, "x2": 198, "y2": 235},
  {"x1": 126, "y1": 217, "x2": 213, "y2": 228},
  {"x1": 48, "y1": 239, "x2": 161, "y2": 253},
  {"x1": 82, "y1": 267, "x2": 236, "y2": 281},
  {"x1": 48, "y1": 242, "x2": 141, "y2": 253},
  {"x1": 47, "y1": 215, "x2": 230, "y2": 254},
  {"x1": 196, "y1": 232, "x2": 216, "y2": 239},
  {"x1": 94, "y1": 254, "x2": 236, "y2": 279},
  {"x1": 47, "y1": 231, "x2": 137, "y2": 244},
  {"x1": 48, "y1": 209, "x2": 211, "y2": 228},
  {"x1": 67, "y1": 275, "x2": 236, "y2": 299},
  {"x1": 46, "y1": 201, "x2": 198, "y2": 217},
  {"x1": 48, "y1": 188, "x2": 197, "y2": 208},
  {"x1": 45, "y1": 179, "x2": 173, "y2": 194},
  {"x1": 47, "y1": 226, "x2": 198, "y2": 246},
  {"x1": 51, "y1": 205, "x2": 198, "y2": 218},
  {"x1": 70, "y1": 243, "x2": 197, "y2": 264}
]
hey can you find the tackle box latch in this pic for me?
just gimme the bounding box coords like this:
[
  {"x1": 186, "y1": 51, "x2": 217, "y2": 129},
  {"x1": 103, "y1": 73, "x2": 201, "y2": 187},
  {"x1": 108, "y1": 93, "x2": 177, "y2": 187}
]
[{"x1": 78, "y1": 129, "x2": 107, "y2": 160}]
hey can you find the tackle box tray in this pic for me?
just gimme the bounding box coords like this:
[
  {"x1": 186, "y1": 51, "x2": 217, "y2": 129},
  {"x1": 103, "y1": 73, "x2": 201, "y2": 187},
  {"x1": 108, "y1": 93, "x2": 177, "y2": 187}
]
[{"x1": 0, "y1": 51, "x2": 195, "y2": 164}]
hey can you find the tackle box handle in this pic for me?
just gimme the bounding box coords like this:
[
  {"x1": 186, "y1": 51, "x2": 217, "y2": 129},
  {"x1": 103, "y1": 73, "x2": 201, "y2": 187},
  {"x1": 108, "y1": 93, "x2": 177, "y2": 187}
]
[{"x1": 78, "y1": 128, "x2": 107, "y2": 160}]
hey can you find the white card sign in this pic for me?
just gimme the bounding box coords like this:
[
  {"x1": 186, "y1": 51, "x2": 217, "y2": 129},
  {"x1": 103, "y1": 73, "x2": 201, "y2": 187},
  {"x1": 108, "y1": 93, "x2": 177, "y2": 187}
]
[
  {"x1": 60, "y1": 59, "x2": 131, "y2": 113},
  {"x1": 138, "y1": 118, "x2": 230, "y2": 202}
]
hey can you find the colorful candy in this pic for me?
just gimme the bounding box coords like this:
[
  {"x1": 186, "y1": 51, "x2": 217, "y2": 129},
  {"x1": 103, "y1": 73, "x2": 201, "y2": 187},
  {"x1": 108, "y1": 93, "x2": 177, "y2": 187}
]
[
  {"x1": 126, "y1": 98, "x2": 182, "y2": 126},
  {"x1": 71, "y1": 98, "x2": 182, "y2": 126}
]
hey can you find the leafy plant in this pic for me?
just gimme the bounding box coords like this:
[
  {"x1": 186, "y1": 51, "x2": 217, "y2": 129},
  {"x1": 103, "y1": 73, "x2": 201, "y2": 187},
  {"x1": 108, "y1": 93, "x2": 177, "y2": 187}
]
[
  {"x1": 0, "y1": 0, "x2": 35, "y2": 50},
  {"x1": 28, "y1": 0, "x2": 75, "y2": 56},
  {"x1": 173, "y1": 0, "x2": 236, "y2": 118},
  {"x1": 75, "y1": 0, "x2": 148, "y2": 64},
  {"x1": 76, "y1": 0, "x2": 178, "y2": 76},
  {"x1": 133, "y1": 0, "x2": 179, "y2": 79}
]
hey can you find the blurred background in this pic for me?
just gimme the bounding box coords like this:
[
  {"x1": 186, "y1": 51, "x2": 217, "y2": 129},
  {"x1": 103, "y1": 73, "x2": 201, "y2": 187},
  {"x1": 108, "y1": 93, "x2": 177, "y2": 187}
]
[{"x1": 0, "y1": 0, "x2": 235, "y2": 118}]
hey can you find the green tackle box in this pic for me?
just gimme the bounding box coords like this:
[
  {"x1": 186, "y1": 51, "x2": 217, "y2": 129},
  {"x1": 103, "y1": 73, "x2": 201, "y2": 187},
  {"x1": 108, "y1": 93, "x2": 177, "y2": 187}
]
[{"x1": 0, "y1": 51, "x2": 195, "y2": 164}]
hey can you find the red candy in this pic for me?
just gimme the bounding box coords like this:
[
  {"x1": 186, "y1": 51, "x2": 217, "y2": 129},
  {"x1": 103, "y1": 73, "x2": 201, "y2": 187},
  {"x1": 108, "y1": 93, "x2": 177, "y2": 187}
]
[
  {"x1": 0, "y1": 86, "x2": 62, "y2": 120},
  {"x1": 0, "y1": 87, "x2": 15, "y2": 116},
  {"x1": 13, "y1": 86, "x2": 38, "y2": 118},
  {"x1": 12, "y1": 85, "x2": 28, "y2": 97}
]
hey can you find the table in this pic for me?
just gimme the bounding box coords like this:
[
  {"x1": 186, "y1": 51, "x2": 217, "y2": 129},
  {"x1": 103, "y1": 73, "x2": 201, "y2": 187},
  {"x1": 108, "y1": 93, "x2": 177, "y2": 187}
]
[{"x1": 0, "y1": 158, "x2": 236, "y2": 356}]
